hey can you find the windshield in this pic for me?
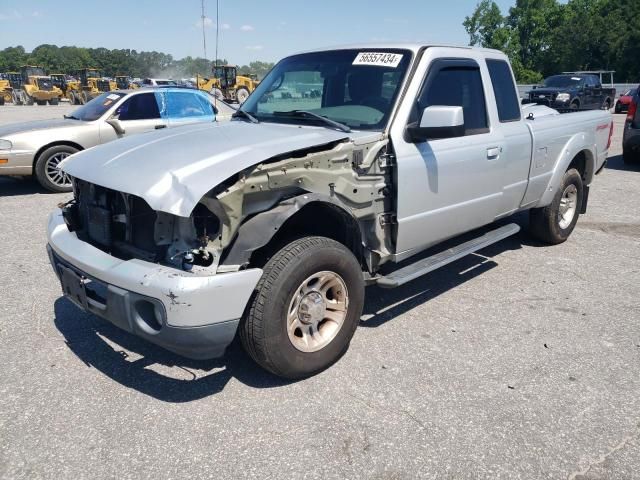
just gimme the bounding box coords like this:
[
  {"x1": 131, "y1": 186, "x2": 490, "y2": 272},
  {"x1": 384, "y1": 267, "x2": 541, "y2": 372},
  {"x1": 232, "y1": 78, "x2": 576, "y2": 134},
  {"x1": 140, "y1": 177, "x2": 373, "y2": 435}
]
[
  {"x1": 543, "y1": 75, "x2": 584, "y2": 88},
  {"x1": 68, "y1": 92, "x2": 125, "y2": 121},
  {"x1": 240, "y1": 49, "x2": 412, "y2": 130},
  {"x1": 623, "y1": 88, "x2": 637, "y2": 96},
  {"x1": 25, "y1": 67, "x2": 45, "y2": 77},
  {"x1": 87, "y1": 70, "x2": 101, "y2": 79}
]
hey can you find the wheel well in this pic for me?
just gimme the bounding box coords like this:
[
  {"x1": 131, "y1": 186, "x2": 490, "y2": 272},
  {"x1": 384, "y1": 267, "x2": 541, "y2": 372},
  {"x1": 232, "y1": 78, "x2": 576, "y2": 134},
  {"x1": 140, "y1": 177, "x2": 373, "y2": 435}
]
[
  {"x1": 32, "y1": 141, "x2": 83, "y2": 173},
  {"x1": 568, "y1": 150, "x2": 594, "y2": 184},
  {"x1": 249, "y1": 202, "x2": 363, "y2": 269}
]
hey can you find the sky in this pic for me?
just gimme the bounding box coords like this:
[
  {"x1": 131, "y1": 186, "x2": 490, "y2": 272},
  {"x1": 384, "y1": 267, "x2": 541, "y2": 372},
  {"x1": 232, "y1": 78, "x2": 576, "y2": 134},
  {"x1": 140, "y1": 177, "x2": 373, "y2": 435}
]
[{"x1": 0, "y1": 0, "x2": 520, "y2": 65}]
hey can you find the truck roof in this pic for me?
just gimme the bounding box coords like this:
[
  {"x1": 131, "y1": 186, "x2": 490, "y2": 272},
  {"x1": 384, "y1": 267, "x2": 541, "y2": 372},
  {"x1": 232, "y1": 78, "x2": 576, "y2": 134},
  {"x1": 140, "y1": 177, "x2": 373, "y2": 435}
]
[{"x1": 295, "y1": 43, "x2": 507, "y2": 57}]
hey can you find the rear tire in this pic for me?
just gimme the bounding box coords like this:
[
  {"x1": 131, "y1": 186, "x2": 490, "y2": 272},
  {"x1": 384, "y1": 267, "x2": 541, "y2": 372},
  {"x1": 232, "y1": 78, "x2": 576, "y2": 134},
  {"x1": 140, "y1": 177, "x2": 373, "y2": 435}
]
[
  {"x1": 602, "y1": 99, "x2": 611, "y2": 111},
  {"x1": 36, "y1": 100, "x2": 47, "y2": 106},
  {"x1": 12, "y1": 91, "x2": 23, "y2": 105},
  {"x1": 34, "y1": 145, "x2": 78, "y2": 192},
  {"x1": 529, "y1": 168, "x2": 583, "y2": 244},
  {"x1": 24, "y1": 94, "x2": 34, "y2": 106},
  {"x1": 49, "y1": 98, "x2": 59, "y2": 105},
  {"x1": 0, "y1": 96, "x2": 4, "y2": 106},
  {"x1": 240, "y1": 236, "x2": 365, "y2": 379},
  {"x1": 236, "y1": 86, "x2": 250, "y2": 104},
  {"x1": 570, "y1": 100, "x2": 580, "y2": 110}
]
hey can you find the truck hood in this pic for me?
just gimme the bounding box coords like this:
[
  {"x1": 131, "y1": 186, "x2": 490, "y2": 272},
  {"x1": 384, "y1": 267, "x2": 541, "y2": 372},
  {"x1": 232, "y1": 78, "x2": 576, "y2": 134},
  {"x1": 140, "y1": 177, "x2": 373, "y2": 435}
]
[
  {"x1": 0, "y1": 118, "x2": 85, "y2": 137},
  {"x1": 61, "y1": 121, "x2": 358, "y2": 217}
]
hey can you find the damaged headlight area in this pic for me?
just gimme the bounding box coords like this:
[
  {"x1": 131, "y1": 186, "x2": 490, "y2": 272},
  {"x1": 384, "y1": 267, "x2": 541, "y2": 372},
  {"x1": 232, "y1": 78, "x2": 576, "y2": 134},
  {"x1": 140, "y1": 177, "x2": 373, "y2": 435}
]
[{"x1": 62, "y1": 179, "x2": 221, "y2": 272}]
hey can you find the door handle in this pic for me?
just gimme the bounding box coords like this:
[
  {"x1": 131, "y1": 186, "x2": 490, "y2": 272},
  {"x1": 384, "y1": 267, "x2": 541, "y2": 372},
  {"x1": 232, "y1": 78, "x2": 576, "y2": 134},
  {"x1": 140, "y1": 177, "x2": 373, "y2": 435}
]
[
  {"x1": 155, "y1": 124, "x2": 166, "y2": 129},
  {"x1": 487, "y1": 147, "x2": 501, "y2": 159}
]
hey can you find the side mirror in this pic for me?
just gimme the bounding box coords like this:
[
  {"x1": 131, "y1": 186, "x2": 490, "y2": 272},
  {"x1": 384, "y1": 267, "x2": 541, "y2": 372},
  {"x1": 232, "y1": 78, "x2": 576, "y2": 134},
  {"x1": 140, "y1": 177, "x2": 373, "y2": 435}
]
[
  {"x1": 106, "y1": 118, "x2": 125, "y2": 135},
  {"x1": 406, "y1": 106, "x2": 464, "y2": 142}
]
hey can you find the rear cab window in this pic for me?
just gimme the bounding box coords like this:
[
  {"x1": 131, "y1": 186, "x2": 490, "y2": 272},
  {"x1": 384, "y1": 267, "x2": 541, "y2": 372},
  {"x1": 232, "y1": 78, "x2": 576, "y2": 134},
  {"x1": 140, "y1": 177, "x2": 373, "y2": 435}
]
[{"x1": 486, "y1": 59, "x2": 521, "y2": 122}]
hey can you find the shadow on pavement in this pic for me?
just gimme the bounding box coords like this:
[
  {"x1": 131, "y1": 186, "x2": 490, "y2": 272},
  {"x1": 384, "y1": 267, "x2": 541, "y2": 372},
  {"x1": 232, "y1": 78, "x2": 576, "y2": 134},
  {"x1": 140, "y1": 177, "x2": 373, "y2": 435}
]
[
  {"x1": 54, "y1": 223, "x2": 533, "y2": 402},
  {"x1": 605, "y1": 154, "x2": 639, "y2": 172},
  {"x1": 0, "y1": 177, "x2": 53, "y2": 196}
]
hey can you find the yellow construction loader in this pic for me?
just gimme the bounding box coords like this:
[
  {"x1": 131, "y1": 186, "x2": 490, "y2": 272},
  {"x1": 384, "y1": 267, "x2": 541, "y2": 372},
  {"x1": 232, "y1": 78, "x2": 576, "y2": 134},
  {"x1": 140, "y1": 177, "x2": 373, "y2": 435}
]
[
  {"x1": 196, "y1": 64, "x2": 259, "y2": 104},
  {"x1": 115, "y1": 75, "x2": 138, "y2": 90},
  {"x1": 0, "y1": 78, "x2": 11, "y2": 105},
  {"x1": 68, "y1": 68, "x2": 117, "y2": 105},
  {"x1": 8, "y1": 66, "x2": 63, "y2": 105}
]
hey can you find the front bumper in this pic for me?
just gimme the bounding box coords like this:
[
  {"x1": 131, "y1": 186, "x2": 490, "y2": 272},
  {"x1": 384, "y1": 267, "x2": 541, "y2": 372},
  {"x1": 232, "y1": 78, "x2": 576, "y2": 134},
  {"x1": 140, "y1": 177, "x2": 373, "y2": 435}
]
[
  {"x1": 0, "y1": 149, "x2": 36, "y2": 175},
  {"x1": 47, "y1": 210, "x2": 262, "y2": 359}
]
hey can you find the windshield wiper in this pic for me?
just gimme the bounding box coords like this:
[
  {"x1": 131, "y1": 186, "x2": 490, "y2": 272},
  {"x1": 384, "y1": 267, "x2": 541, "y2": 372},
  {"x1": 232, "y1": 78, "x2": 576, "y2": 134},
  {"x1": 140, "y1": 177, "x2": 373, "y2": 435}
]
[
  {"x1": 63, "y1": 114, "x2": 80, "y2": 120},
  {"x1": 273, "y1": 110, "x2": 351, "y2": 133},
  {"x1": 231, "y1": 109, "x2": 259, "y2": 124}
]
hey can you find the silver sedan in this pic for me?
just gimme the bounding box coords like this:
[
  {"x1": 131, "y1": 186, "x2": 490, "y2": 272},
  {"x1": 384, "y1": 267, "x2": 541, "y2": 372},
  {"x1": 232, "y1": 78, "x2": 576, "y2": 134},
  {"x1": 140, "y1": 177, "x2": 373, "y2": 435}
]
[{"x1": 0, "y1": 87, "x2": 232, "y2": 192}]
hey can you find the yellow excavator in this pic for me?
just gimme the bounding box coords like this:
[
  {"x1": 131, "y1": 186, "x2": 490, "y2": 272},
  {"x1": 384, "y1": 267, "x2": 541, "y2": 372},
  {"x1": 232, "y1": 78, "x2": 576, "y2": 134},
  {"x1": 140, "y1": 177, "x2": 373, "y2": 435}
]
[
  {"x1": 196, "y1": 64, "x2": 259, "y2": 104},
  {"x1": 8, "y1": 66, "x2": 63, "y2": 105},
  {"x1": 68, "y1": 68, "x2": 117, "y2": 105}
]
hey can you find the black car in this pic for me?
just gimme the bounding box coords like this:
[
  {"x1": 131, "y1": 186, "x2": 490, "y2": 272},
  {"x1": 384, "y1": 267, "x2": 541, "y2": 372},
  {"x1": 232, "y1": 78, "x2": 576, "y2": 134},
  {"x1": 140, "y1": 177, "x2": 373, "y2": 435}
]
[{"x1": 523, "y1": 74, "x2": 616, "y2": 110}]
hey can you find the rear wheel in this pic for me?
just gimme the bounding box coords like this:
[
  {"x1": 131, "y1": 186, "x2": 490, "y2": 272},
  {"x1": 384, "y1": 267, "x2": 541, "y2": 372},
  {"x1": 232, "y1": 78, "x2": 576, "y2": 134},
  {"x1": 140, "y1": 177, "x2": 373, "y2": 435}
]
[
  {"x1": 36, "y1": 100, "x2": 47, "y2": 106},
  {"x1": 81, "y1": 91, "x2": 90, "y2": 104},
  {"x1": 24, "y1": 94, "x2": 34, "y2": 106},
  {"x1": 0, "y1": 96, "x2": 4, "y2": 106},
  {"x1": 49, "y1": 98, "x2": 59, "y2": 105},
  {"x1": 602, "y1": 99, "x2": 611, "y2": 111},
  {"x1": 240, "y1": 236, "x2": 365, "y2": 379},
  {"x1": 529, "y1": 168, "x2": 583, "y2": 244},
  {"x1": 570, "y1": 100, "x2": 580, "y2": 110},
  {"x1": 236, "y1": 87, "x2": 250, "y2": 104},
  {"x1": 34, "y1": 145, "x2": 78, "y2": 192}
]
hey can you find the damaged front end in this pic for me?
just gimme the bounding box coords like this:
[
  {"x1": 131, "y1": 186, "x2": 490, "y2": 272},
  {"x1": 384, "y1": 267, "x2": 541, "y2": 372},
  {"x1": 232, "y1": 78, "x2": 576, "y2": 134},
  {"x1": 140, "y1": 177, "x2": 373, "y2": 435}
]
[
  {"x1": 62, "y1": 132, "x2": 395, "y2": 275},
  {"x1": 62, "y1": 179, "x2": 222, "y2": 272}
]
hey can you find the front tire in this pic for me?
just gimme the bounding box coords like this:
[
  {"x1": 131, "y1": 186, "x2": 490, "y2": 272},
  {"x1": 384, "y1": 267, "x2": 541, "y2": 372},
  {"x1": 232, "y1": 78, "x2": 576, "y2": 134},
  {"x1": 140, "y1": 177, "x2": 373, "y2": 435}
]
[
  {"x1": 529, "y1": 168, "x2": 583, "y2": 244},
  {"x1": 34, "y1": 145, "x2": 78, "y2": 192},
  {"x1": 240, "y1": 236, "x2": 365, "y2": 379}
]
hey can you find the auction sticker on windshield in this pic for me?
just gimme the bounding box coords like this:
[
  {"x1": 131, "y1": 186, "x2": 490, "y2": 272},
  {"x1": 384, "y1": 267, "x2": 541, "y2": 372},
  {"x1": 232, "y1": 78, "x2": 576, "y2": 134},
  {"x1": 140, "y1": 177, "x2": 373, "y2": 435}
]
[{"x1": 353, "y1": 52, "x2": 403, "y2": 68}]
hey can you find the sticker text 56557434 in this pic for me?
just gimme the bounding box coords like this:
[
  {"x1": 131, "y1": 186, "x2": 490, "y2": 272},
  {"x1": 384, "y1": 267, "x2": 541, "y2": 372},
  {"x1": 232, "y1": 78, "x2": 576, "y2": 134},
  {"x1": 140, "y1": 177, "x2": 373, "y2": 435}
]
[{"x1": 353, "y1": 52, "x2": 403, "y2": 68}]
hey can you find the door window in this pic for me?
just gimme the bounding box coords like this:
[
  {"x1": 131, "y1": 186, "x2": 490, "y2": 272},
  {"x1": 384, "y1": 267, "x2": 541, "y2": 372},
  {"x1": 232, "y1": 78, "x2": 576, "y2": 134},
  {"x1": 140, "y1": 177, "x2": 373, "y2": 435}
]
[
  {"x1": 418, "y1": 65, "x2": 489, "y2": 136},
  {"x1": 117, "y1": 93, "x2": 161, "y2": 120}
]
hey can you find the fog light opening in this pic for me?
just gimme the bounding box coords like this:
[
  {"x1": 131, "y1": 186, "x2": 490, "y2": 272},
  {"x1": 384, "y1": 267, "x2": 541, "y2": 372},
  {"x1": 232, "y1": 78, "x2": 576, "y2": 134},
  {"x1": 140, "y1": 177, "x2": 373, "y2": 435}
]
[{"x1": 134, "y1": 300, "x2": 163, "y2": 334}]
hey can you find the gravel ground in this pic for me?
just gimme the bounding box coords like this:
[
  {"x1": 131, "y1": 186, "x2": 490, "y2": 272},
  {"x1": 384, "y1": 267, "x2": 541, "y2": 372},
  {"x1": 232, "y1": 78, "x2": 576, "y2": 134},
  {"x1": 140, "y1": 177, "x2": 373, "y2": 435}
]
[{"x1": 0, "y1": 106, "x2": 638, "y2": 480}]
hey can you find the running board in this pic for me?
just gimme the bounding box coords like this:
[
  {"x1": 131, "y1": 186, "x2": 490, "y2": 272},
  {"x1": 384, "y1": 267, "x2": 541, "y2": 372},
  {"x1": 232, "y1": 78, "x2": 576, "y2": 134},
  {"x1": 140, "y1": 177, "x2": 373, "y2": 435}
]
[{"x1": 376, "y1": 223, "x2": 521, "y2": 288}]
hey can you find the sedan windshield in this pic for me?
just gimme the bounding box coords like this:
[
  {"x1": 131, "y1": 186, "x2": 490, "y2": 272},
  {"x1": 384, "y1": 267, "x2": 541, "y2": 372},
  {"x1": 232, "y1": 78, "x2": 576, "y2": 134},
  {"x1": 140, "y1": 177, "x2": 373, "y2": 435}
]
[
  {"x1": 67, "y1": 92, "x2": 125, "y2": 121},
  {"x1": 240, "y1": 49, "x2": 412, "y2": 130},
  {"x1": 544, "y1": 75, "x2": 584, "y2": 88}
]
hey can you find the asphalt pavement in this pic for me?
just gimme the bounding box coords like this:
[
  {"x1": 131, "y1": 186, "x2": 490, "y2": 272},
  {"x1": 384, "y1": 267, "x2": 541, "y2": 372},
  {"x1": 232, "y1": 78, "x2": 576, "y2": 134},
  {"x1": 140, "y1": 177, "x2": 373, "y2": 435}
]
[{"x1": 0, "y1": 105, "x2": 639, "y2": 479}]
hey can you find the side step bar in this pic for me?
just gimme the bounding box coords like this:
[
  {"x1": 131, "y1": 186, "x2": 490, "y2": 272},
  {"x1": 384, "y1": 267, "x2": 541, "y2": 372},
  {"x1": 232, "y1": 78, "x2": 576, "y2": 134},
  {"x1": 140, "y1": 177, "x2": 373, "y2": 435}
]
[{"x1": 376, "y1": 223, "x2": 521, "y2": 289}]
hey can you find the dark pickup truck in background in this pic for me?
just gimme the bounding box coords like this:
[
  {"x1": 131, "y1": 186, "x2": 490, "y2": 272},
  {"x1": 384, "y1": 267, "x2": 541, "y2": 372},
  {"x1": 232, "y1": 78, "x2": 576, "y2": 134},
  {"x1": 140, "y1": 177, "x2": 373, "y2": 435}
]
[{"x1": 523, "y1": 74, "x2": 616, "y2": 110}]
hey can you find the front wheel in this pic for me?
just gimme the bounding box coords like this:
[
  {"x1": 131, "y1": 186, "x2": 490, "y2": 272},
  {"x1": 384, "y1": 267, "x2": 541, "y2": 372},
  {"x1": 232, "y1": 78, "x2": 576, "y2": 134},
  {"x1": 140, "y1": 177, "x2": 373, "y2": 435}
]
[
  {"x1": 240, "y1": 236, "x2": 365, "y2": 379},
  {"x1": 34, "y1": 145, "x2": 78, "y2": 192},
  {"x1": 529, "y1": 168, "x2": 583, "y2": 244}
]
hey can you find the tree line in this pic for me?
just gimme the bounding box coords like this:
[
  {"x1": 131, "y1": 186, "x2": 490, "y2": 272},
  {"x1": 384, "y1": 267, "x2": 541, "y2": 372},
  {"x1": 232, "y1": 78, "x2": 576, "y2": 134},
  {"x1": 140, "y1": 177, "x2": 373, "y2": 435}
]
[
  {"x1": 464, "y1": 0, "x2": 640, "y2": 83},
  {"x1": 0, "y1": 44, "x2": 275, "y2": 80}
]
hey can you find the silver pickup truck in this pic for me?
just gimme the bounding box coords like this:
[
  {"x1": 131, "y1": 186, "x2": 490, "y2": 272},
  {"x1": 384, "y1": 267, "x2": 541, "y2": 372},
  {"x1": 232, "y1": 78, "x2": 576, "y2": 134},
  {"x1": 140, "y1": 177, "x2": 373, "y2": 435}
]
[{"x1": 47, "y1": 44, "x2": 613, "y2": 379}]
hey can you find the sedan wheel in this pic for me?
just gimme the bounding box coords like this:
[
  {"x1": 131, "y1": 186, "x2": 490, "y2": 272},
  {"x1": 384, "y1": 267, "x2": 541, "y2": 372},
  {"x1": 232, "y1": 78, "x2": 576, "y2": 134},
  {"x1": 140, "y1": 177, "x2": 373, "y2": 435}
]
[{"x1": 34, "y1": 145, "x2": 79, "y2": 192}]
